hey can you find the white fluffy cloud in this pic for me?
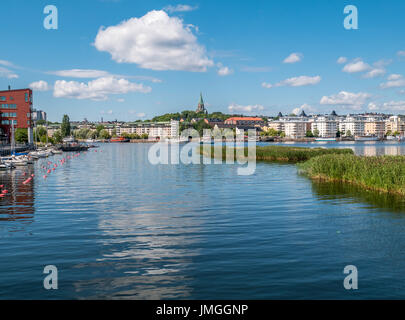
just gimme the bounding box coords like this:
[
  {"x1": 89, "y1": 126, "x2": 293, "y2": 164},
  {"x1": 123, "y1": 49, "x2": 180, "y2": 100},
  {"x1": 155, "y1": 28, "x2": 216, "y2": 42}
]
[
  {"x1": 397, "y1": 51, "x2": 405, "y2": 57},
  {"x1": 29, "y1": 80, "x2": 50, "y2": 91},
  {"x1": 320, "y1": 91, "x2": 371, "y2": 109},
  {"x1": 283, "y1": 53, "x2": 302, "y2": 64},
  {"x1": 49, "y1": 69, "x2": 110, "y2": 78},
  {"x1": 53, "y1": 77, "x2": 151, "y2": 100},
  {"x1": 388, "y1": 74, "x2": 402, "y2": 80},
  {"x1": 380, "y1": 74, "x2": 405, "y2": 88},
  {"x1": 48, "y1": 69, "x2": 162, "y2": 83},
  {"x1": 368, "y1": 101, "x2": 405, "y2": 111},
  {"x1": 292, "y1": 103, "x2": 316, "y2": 115},
  {"x1": 163, "y1": 4, "x2": 198, "y2": 13},
  {"x1": 129, "y1": 110, "x2": 146, "y2": 117},
  {"x1": 0, "y1": 60, "x2": 14, "y2": 67},
  {"x1": 262, "y1": 75, "x2": 321, "y2": 88},
  {"x1": 337, "y1": 57, "x2": 347, "y2": 64},
  {"x1": 363, "y1": 68, "x2": 385, "y2": 78},
  {"x1": 342, "y1": 59, "x2": 371, "y2": 73},
  {"x1": 217, "y1": 64, "x2": 233, "y2": 76},
  {"x1": 228, "y1": 104, "x2": 264, "y2": 113},
  {"x1": 0, "y1": 66, "x2": 18, "y2": 79},
  {"x1": 94, "y1": 10, "x2": 214, "y2": 72}
]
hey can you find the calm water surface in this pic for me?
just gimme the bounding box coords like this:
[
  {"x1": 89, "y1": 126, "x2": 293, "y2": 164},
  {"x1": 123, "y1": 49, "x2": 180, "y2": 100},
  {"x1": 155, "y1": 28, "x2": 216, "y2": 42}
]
[{"x1": 1, "y1": 142, "x2": 405, "y2": 299}]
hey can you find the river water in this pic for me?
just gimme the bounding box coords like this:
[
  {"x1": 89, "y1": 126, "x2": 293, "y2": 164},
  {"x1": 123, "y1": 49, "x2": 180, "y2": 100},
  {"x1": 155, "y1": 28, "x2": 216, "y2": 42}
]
[{"x1": 1, "y1": 141, "x2": 405, "y2": 299}]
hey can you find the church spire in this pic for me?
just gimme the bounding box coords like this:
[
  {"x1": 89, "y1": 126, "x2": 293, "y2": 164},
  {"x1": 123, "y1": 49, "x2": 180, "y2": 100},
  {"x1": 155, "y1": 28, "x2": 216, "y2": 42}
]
[{"x1": 196, "y1": 92, "x2": 207, "y2": 114}]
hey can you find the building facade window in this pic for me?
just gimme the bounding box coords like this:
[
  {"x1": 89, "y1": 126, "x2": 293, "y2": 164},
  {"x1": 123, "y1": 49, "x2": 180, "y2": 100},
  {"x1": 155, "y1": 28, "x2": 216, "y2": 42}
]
[
  {"x1": 0, "y1": 96, "x2": 6, "y2": 101},
  {"x1": 1, "y1": 120, "x2": 9, "y2": 125},
  {"x1": 25, "y1": 93, "x2": 28, "y2": 102}
]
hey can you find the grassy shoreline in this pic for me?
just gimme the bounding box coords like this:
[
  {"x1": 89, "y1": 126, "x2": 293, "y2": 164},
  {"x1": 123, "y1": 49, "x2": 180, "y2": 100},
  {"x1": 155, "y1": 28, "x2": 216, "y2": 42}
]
[
  {"x1": 199, "y1": 145, "x2": 405, "y2": 196},
  {"x1": 198, "y1": 145, "x2": 354, "y2": 163},
  {"x1": 299, "y1": 154, "x2": 405, "y2": 196}
]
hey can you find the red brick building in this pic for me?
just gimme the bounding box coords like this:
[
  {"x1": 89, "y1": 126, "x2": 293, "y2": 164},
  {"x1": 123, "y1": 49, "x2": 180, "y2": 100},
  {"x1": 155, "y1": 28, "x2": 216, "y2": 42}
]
[
  {"x1": 0, "y1": 88, "x2": 33, "y2": 142},
  {"x1": 224, "y1": 117, "x2": 265, "y2": 127}
]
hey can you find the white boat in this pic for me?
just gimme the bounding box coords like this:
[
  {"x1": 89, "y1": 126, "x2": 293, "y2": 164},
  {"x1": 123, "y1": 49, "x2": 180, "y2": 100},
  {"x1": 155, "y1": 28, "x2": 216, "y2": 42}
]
[
  {"x1": 2, "y1": 155, "x2": 28, "y2": 166},
  {"x1": 315, "y1": 137, "x2": 336, "y2": 141},
  {"x1": 0, "y1": 160, "x2": 14, "y2": 170},
  {"x1": 386, "y1": 136, "x2": 396, "y2": 140},
  {"x1": 51, "y1": 149, "x2": 63, "y2": 154},
  {"x1": 355, "y1": 136, "x2": 379, "y2": 141}
]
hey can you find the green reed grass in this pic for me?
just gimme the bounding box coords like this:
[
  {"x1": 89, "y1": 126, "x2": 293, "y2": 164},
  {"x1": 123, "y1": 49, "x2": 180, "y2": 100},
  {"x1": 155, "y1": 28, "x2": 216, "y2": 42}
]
[
  {"x1": 299, "y1": 154, "x2": 405, "y2": 195},
  {"x1": 198, "y1": 145, "x2": 354, "y2": 163}
]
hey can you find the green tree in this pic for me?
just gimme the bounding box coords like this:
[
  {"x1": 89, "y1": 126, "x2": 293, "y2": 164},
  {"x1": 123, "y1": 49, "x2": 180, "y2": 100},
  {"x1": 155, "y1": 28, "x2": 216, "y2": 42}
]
[
  {"x1": 34, "y1": 126, "x2": 47, "y2": 142},
  {"x1": 15, "y1": 128, "x2": 28, "y2": 143},
  {"x1": 346, "y1": 130, "x2": 352, "y2": 137},
  {"x1": 53, "y1": 130, "x2": 63, "y2": 143},
  {"x1": 306, "y1": 130, "x2": 314, "y2": 138},
  {"x1": 313, "y1": 129, "x2": 320, "y2": 137},
  {"x1": 61, "y1": 114, "x2": 71, "y2": 137},
  {"x1": 96, "y1": 124, "x2": 105, "y2": 137},
  {"x1": 99, "y1": 129, "x2": 111, "y2": 139}
]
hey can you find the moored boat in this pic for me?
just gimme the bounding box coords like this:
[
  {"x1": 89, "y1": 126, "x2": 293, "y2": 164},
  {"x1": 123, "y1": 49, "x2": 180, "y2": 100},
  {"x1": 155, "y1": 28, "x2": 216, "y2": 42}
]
[
  {"x1": 355, "y1": 135, "x2": 380, "y2": 141},
  {"x1": 315, "y1": 137, "x2": 337, "y2": 142},
  {"x1": 110, "y1": 137, "x2": 130, "y2": 143}
]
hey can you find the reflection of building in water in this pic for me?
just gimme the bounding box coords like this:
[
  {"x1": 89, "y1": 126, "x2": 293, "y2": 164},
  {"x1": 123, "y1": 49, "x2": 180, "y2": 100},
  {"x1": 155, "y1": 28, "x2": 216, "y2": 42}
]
[
  {"x1": 0, "y1": 168, "x2": 35, "y2": 222},
  {"x1": 384, "y1": 146, "x2": 401, "y2": 156},
  {"x1": 362, "y1": 146, "x2": 377, "y2": 157}
]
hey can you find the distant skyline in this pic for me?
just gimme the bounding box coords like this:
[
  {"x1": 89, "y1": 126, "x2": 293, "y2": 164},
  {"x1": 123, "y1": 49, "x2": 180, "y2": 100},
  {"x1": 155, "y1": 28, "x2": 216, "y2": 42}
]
[{"x1": 1, "y1": 0, "x2": 405, "y2": 121}]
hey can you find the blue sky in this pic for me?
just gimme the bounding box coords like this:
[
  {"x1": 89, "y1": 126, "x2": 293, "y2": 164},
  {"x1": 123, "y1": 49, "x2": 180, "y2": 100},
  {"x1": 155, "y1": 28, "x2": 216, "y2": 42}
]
[{"x1": 1, "y1": 0, "x2": 405, "y2": 121}]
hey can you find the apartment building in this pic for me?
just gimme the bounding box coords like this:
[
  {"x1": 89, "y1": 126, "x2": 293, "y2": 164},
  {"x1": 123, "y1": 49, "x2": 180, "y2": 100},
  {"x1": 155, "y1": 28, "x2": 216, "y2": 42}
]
[
  {"x1": 364, "y1": 116, "x2": 385, "y2": 137},
  {"x1": 339, "y1": 116, "x2": 365, "y2": 136},
  {"x1": 284, "y1": 121, "x2": 307, "y2": 139},
  {"x1": 385, "y1": 116, "x2": 405, "y2": 135},
  {"x1": 113, "y1": 120, "x2": 180, "y2": 139},
  {"x1": 0, "y1": 87, "x2": 34, "y2": 142},
  {"x1": 311, "y1": 116, "x2": 338, "y2": 138}
]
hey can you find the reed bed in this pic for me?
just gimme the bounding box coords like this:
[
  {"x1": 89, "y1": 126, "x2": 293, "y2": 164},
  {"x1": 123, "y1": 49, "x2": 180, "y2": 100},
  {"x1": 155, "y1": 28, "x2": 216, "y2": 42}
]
[
  {"x1": 299, "y1": 154, "x2": 405, "y2": 195},
  {"x1": 198, "y1": 145, "x2": 354, "y2": 163}
]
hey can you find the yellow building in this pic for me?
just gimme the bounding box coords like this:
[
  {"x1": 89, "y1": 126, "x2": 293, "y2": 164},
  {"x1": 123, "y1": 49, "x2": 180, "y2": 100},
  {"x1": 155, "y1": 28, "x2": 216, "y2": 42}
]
[
  {"x1": 364, "y1": 121, "x2": 385, "y2": 137},
  {"x1": 385, "y1": 116, "x2": 405, "y2": 135}
]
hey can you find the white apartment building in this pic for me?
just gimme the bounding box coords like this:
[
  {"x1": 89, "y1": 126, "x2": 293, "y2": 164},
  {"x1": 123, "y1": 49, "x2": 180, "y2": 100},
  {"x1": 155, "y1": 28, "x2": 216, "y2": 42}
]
[
  {"x1": 108, "y1": 120, "x2": 180, "y2": 139},
  {"x1": 311, "y1": 116, "x2": 338, "y2": 138},
  {"x1": 339, "y1": 116, "x2": 365, "y2": 136},
  {"x1": 284, "y1": 121, "x2": 307, "y2": 139}
]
